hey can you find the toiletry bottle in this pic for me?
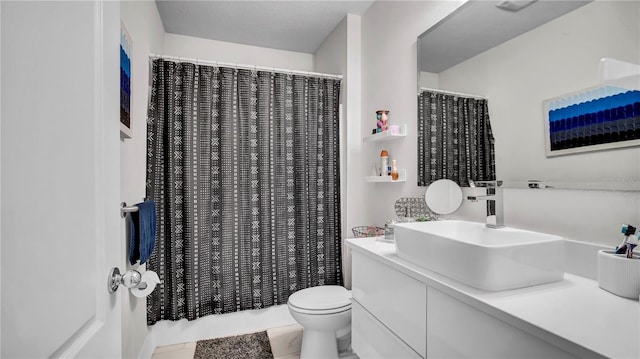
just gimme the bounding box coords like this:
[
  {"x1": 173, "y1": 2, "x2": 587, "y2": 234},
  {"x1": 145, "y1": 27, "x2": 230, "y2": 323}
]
[
  {"x1": 380, "y1": 150, "x2": 389, "y2": 177},
  {"x1": 385, "y1": 218, "x2": 398, "y2": 241},
  {"x1": 625, "y1": 232, "x2": 638, "y2": 258},
  {"x1": 391, "y1": 160, "x2": 399, "y2": 180},
  {"x1": 615, "y1": 224, "x2": 636, "y2": 254}
]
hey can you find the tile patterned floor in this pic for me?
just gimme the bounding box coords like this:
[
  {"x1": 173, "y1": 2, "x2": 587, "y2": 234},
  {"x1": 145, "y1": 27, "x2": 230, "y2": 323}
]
[{"x1": 151, "y1": 324, "x2": 304, "y2": 359}]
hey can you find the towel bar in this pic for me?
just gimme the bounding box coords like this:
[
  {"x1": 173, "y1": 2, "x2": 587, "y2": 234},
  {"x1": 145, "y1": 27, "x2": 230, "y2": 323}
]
[{"x1": 121, "y1": 202, "x2": 139, "y2": 218}]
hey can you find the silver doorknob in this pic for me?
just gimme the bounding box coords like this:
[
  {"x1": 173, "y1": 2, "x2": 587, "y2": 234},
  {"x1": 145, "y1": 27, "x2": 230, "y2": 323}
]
[{"x1": 108, "y1": 267, "x2": 142, "y2": 293}]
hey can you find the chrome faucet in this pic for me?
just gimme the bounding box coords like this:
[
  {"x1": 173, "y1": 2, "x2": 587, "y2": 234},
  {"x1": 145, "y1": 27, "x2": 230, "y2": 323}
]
[{"x1": 467, "y1": 180, "x2": 504, "y2": 229}]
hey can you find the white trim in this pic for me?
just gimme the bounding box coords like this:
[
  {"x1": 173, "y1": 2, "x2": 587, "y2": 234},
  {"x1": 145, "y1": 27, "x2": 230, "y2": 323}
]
[
  {"x1": 137, "y1": 334, "x2": 157, "y2": 359},
  {"x1": 92, "y1": 0, "x2": 106, "y2": 328},
  {"x1": 0, "y1": 0, "x2": 3, "y2": 355}
]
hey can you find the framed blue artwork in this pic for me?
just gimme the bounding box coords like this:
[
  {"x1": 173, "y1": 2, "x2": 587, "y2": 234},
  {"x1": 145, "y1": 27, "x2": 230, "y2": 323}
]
[
  {"x1": 544, "y1": 85, "x2": 640, "y2": 156},
  {"x1": 120, "y1": 22, "x2": 132, "y2": 138}
]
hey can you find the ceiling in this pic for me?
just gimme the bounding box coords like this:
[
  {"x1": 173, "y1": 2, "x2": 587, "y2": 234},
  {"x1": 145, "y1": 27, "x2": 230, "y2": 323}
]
[
  {"x1": 155, "y1": 0, "x2": 593, "y2": 67},
  {"x1": 155, "y1": 0, "x2": 375, "y2": 54},
  {"x1": 418, "y1": 0, "x2": 592, "y2": 73}
]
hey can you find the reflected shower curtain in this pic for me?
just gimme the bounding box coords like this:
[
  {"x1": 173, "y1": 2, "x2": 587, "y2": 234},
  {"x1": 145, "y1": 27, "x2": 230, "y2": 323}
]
[
  {"x1": 417, "y1": 91, "x2": 496, "y2": 187},
  {"x1": 146, "y1": 59, "x2": 342, "y2": 324}
]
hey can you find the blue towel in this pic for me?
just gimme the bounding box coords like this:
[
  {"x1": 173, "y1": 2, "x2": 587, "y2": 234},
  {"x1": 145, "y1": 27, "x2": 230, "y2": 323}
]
[
  {"x1": 128, "y1": 213, "x2": 137, "y2": 264},
  {"x1": 128, "y1": 200, "x2": 157, "y2": 265}
]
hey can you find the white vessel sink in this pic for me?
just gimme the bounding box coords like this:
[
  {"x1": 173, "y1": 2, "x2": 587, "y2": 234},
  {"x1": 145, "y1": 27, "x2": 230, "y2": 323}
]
[{"x1": 394, "y1": 220, "x2": 564, "y2": 291}]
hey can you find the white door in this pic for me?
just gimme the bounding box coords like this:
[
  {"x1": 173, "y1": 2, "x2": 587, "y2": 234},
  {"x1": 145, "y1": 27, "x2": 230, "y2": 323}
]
[{"x1": 1, "y1": 1, "x2": 122, "y2": 358}]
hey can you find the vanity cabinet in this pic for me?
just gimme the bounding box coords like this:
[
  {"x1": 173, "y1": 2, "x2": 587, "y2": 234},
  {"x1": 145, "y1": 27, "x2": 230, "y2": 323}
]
[
  {"x1": 351, "y1": 249, "x2": 590, "y2": 359},
  {"x1": 351, "y1": 252, "x2": 426, "y2": 357},
  {"x1": 426, "y1": 287, "x2": 578, "y2": 358},
  {"x1": 352, "y1": 302, "x2": 422, "y2": 358}
]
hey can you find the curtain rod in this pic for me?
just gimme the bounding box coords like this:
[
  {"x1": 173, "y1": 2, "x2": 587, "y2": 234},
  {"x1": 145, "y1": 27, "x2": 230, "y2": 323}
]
[
  {"x1": 420, "y1": 87, "x2": 487, "y2": 100},
  {"x1": 149, "y1": 54, "x2": 343, "y2": 80}
]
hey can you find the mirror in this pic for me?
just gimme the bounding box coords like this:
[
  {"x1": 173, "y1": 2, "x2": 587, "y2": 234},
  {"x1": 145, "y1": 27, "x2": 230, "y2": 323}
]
[
  {"x1": 425, "y1": 179, "x2": 463, "y2": 214},
  {"x1": 417, "y1": 0, "x2": 640, "y2": 190}
]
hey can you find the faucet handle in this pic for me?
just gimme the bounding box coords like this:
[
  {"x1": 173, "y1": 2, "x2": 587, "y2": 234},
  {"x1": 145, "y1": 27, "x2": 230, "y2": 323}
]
[{"x1": 469, "y1": 180, "x2": 503, "y2": 187}]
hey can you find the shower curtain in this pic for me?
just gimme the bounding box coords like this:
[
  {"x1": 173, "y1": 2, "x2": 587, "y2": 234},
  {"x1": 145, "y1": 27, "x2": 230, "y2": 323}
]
[
  {"x1": 145, "y1": 59, "x2": 342, "y2": 324},
  {"x1": 417, "y1": 90, "x2": 496, "y2": 187}
]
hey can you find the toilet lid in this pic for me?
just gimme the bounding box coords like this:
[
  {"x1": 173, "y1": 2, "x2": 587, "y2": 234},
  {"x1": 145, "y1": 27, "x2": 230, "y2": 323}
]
[{"x1": 288, "y1": 285, "x2": 351, "y2": 311}]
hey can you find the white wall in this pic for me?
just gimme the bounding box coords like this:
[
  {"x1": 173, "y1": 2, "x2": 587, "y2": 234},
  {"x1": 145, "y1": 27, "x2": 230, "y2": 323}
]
[
  {"x1": 359, "y1": 0, "x2": 640, "y2": 247},
  {"x1": 359, "y1": 0, "x2": 467, "y2": 227},
  {"x1": 164, "y1": 33, "x2": 314, "y2": 71},
  {"x1": 438, "y1": 0, "x2": 640, "y2": 186},
  {"x1": 419, "y1": 71, "x2": 439, "y2": 89},
  {"x1": 314, "y1": 16, "x2": 347, "y2": 76},
  {"x1": 314, "y1": 13, "x2": 362, "y2": 288},
  {"x1": 314, "y1": 16, "x2": 349, "y2": 288},
  {"x1": 120, "y1": 1, "x2": 165, "y2": 358}
]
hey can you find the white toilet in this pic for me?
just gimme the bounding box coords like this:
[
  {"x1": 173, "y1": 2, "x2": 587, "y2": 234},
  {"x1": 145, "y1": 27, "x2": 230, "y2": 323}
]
[{"x1": 287, "y1": 285, "x2": 352, "y2": 359}]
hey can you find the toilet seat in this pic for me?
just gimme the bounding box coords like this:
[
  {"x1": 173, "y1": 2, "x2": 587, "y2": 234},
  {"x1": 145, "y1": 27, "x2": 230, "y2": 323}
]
[{"x1": 288, "y1": 285, "x2": 352, "y2": 315}]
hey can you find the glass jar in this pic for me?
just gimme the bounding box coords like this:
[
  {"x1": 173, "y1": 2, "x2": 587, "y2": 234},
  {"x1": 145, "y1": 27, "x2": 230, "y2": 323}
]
[{"x1": 384, "y1": 218, "x2": 398, "y2": 241}]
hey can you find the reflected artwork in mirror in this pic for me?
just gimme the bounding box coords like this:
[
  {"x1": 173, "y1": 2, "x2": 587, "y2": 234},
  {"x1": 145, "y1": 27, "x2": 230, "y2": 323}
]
[
  {"x1": 544, "y1": 84, "x2": 640, "y2": 156},
  {"x1": 417, "y1": 0, "x2": 640, "y2": 190}
]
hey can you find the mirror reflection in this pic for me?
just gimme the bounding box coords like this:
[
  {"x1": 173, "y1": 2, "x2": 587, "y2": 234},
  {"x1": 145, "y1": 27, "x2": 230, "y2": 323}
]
[{"x1": 417, "y1": 0, "x2": 640, "y2": 190}]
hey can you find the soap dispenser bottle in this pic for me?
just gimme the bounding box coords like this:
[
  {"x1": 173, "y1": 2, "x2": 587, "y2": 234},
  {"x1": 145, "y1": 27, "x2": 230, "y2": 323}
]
[{"x1": 391, "y1": 160, "x2": 399, "y2": 180}]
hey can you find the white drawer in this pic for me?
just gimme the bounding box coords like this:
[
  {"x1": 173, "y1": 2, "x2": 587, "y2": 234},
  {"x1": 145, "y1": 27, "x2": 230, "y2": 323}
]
[
  {"x1": 352, "y1": 252, "x2": 427, "y2": 357},
  {"x1": 352, "y1": 300, "x2": 422, "y2": 359},
  {"x1": 427, "y1": 287, "x2": 579, "y2": 359}
]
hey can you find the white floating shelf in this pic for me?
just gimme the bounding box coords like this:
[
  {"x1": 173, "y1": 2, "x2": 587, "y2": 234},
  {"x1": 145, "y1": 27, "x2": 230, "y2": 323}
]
[
  {"x1": 363, "y1": 124, "x2": 407, "y2": 143},
  {"x1": 365, "y1": 169, "x2": 407, "y2": 183}
]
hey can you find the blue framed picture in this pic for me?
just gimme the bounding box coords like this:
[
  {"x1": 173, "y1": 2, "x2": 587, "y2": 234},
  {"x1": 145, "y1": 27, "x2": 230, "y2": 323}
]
[
  {"x1": 544, "y1": 85, "x2": 640, "y2": 156},
  {"x1": 120, "y1": 22, "x2": 132, "y2": 138}
]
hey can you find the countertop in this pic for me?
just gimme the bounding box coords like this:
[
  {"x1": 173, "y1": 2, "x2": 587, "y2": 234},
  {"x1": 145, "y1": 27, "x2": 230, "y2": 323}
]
[{"x1": 347, "y1": 237, "x2": 639, "y2": 359}]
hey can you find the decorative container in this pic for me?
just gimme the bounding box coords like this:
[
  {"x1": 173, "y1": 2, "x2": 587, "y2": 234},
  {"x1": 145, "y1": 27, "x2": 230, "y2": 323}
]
[
  {"x1": 597, "y1": 250, "x2": 640, "y2": 300},
  {"x1": 352, "y1": 226, "x2": 385, "y2": 238},
  {"x1": 376, "y1": 110, "x2": 389, "y2": 132},
  {"x1": 388, "y1": 125, "x2": 400, "y2": 134}
]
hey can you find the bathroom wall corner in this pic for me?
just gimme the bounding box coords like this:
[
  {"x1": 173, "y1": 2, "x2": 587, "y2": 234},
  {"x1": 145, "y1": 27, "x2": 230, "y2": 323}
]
[
  {"x1": 314, "y1": 12, "x2": 363, "y2": 288},
  {"x1": 360, "y1": 0, "x2": 466, "y2": 228},
  {"x1": 120, "y1": 1, "x2": 165, "y2": 358}
]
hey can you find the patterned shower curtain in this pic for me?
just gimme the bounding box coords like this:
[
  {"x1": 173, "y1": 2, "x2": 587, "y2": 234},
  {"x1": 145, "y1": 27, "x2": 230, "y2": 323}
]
[
  {"x1": 145, "y1": 59, "x2": 342, "y2": 325},
  {"x1": 417, "y1": 90, "x2": 496, "y2": 187}
]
